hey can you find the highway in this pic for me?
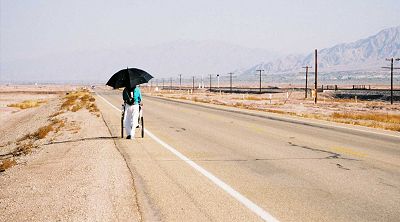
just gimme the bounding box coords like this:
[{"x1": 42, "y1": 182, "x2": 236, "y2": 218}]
[{"x1": 95, "y1": 89, "x2": 400, "y2": 222}]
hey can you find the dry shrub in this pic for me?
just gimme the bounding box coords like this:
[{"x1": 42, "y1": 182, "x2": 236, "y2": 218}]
[
  {"x1": 232, "y1": 102, "x2": 245, "y2": 108},
  {"x1": 246, "y1": 96, "x2": 264, "y2": 101},
  {"x1": 61, "y1": 96, "x2": 77, "y2": 110},
  {"x1": 61, "y1": 90, "x2": 99, "y2": 116},
  {"x1": 80, "y1": 94, "x2": 91, "y2": 101},
  {"x1": 265, "y1": 109, "x2": 289, "y2": 115},
  {"x1": 51, "y1": 118, "x2": 62, "y2": 124},
  {"x1": 331, "y1": 112, "x2": 400, "y2": 124},
  {"x1": 192, "y1": 97, "x2": 210, "y2": 103},
  {"x1": 300, "y1": 113, "x2": 323, "y2": 119},
  {"x1": 49, "y1": 110, "x2": 64, "y2": 117},
  {"x1": 0, "y1": 159, "x2": 16, "y2": 172},
  {"x1": 59, "y1": 121, "x2": 65, "y2": 128},
  {"x1": 7, "y1": 99, "x2": 46, "y2": 109},
  {"x1": 33, "y1": 125, "x2": 54, "y2": 139},
  {"x1": 17, "y1": 133, "x2": 34, "y2": 142},
  {"x1": 330, "y1": 112, "x2": 400, "y2": 131},
  {"x1": 50, "y1": 118, "x2": 65, "y2": 132},
  {"x1": 71, "y1": 104, "x2": 83, "y2": 112},
  {"x1": 211, "y1": 100, "x2": 225, "y2": 105},
  {"x1": 88, "y1": 103, "x2": 99, "y2": 113},
  {"x1": 17, "y1": 142, "x2": 35, "y2": 155}
]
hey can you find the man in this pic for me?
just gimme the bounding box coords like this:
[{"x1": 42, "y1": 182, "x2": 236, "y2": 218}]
[{"x1": 123, "y1": 85, "x2": 142, "y2": 139}]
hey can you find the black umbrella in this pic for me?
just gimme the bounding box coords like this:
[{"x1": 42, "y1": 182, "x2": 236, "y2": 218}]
[{"x1": 106, "y1": 68, "x2": 154, "y2": 89}]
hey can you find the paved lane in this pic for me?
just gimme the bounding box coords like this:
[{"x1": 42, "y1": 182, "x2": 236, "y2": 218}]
[{"x1": 96, "y1": 90, "x2": 400, "y2": 222}]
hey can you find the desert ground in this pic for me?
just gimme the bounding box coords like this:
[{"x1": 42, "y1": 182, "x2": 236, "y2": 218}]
[
  {"x1": 0, "y1": 85, "x2": 140, "y2": 221},
  {"x1": 1, "y1": 84, "x2": 399, "y2": 221}
]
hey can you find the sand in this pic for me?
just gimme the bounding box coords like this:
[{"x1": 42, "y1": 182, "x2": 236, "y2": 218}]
[{"x1": 0, "y1": 85, "x2": 140, "y2": 221}]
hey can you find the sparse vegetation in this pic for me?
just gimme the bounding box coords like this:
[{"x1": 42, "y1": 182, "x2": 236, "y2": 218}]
[
  {"x1": 1, "y1": 89, "x2": 100, "y2": 172},
  {"x1": 264, "y1": 109, "x2": 291, "y2": 115},
  {"x1": 7, "y1": 99, "x2": 47, "y2": 109},
  {"x1": 16, "y1": 142, "x2": 36, "y2": 155},
  {"x1": 330, "y1": 112, "x2": 400, "y2": 131},
  {"x1": 34, "y1": 125, "x2": 54, "y2": 139},
  {"x1": 0, "y1": 159, "x2": 16, "y2": 172},
  {"x1": 61, "y1": 89, "x2": 99, "y2": 116},
  {"x1": 246, "y1": 96, "x2": 264, "y2": 101},
  {"x1": 49, "y1": 110, "x2": 64, "y2": 117},
  {"x1": 192, "y1": 97, "x2": 210, "y2": 103},
  {"x1": 331, "y1": 112, "x2": 400, "y2": 124},
  {"x1": 232, "y1": 102, "x2": 245, "y2": 108}
]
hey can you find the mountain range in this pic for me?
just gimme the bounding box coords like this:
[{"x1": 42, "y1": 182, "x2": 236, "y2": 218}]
[
  {"x1": 238, "y1": 26, "x2": 400, "y2": 80},
  {"x1": 1, "y1": 26, "x2": 399, "y2": 84}
]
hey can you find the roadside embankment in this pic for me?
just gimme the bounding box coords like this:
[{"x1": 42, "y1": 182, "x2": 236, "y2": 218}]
[{"x1": 0, "y1": 88, "x2": 140, "y2": 221}]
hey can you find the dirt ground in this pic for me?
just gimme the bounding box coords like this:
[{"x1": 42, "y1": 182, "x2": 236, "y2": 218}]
[
  {"x1": 0, "y1": 85, "x2": 140, "y2": 221},
  {"x1": 142, "y1": 86, "x2": 400, "y2": 132}
]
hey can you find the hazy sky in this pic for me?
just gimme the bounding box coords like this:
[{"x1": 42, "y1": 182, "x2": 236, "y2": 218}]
[{"x1": 1, "y1": 0, "x2": 399, "y2": 61}]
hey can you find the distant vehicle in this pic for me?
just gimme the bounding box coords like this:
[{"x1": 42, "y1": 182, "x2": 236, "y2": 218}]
[{"x1": 91, "y1": 85, "x2": 96, "y2": 89}]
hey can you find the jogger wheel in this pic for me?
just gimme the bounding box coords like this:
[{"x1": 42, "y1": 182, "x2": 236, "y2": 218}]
[
  {"x1": 121, "y1": 115, "x2": 124, "y2": 138},
  {"x1": 121, "y1": 104, "x2": 125, "y2": 138},
  {"x1": 141, "y1": 116, "x2": 144, "y2": 138}
]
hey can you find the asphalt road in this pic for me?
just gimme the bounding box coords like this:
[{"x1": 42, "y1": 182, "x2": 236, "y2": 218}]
[{"x1": 95, "y1": 89, "x2": 400, "y2": 222}]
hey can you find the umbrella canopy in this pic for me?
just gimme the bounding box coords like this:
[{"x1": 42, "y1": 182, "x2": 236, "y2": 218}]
[{"x1": 106, "y1": 68, "x2": 154, "y2": 89}]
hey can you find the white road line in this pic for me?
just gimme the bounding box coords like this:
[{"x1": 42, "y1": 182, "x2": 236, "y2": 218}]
[{"x1": 96, "y1": 93, "x2": 279, "y2": 222}]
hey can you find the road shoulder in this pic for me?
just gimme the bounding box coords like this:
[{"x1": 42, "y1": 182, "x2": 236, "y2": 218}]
[{"x1": 0, "y1": 94, "x2": 140, "y2": 221}]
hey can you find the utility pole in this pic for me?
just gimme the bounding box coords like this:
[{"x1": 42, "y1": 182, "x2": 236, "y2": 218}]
[
  {"x1": 302, "y1": 66, "x2": 312, "y2": 98},
  {"x1": 162, "y1": 78, "x2": 165, "y2": 89},
  {"x1": 209, "y1": 74, "x2": 212, "y2": 91},
  {"x1": 256, "y1": 69, "x2": 265, "y2": 93},
  {"x1": 314, "y1": 49, "x2": 318, "y2": 104},
  {"x1": 228, "y1": 72, "x2": 234, "y2": 93},
  {"x1": 192, "y1": 76, "x2": 195, "y2": 91},
  {"x1": 382, "y1": 58, "x2": 400, "y2": 104},
  {"x1": 216, "y1": 74, "x2": 220, "y2": 89},
  {"x1": 170, "y1": 77, "x2": 172, "y2": 90},
  {"x1": 179, "y1": 74, "x2": 182, "y2": 91}
]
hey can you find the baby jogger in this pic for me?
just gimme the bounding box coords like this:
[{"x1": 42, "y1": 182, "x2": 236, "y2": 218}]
[
  {"x1": 122, "y1": 85, "x2": 144, "y2": 139},
  {"x1": 106, "y1": 67, "x2": 153, "y2": 139}
]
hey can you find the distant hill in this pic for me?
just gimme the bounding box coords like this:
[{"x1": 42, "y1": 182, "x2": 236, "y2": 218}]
[
  {"x1": 2, "y1": 27, "x2": 399, "y2": 84},
  {"x1": 238, "y1": 26, "x2": 400, "y2": 80},
  {"x1": 1, "y1": 40, "x2": 277, "y2": 84}
]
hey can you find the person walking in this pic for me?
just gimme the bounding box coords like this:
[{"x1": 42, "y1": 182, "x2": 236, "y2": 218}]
[{"x1": 122, "y1": 85, "x2": 142, "y2": 139}]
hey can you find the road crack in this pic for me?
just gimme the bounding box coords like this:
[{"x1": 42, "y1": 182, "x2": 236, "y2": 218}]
[{"x1": 287, "y1": 141, "x2": 358, "y2": 161}]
